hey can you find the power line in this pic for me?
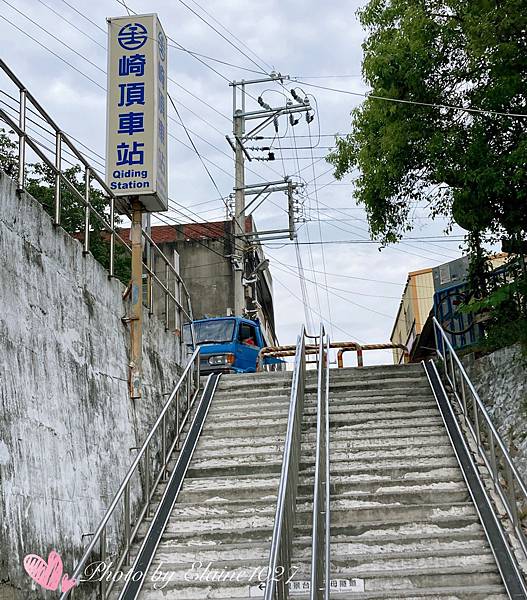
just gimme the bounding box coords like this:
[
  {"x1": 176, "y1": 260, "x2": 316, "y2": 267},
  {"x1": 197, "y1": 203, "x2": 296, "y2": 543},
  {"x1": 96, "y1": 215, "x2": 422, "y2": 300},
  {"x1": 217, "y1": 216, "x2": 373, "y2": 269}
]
[
  {"x1": 294, "y1": 80, "x2": 527, "y2": 119},
  {"x1": 272, "y1": 263, "x2": 394, "y2": 319},
  {"x1": 1, "y1": 0, "x2": 106, "y2": 76},
  {"x1": 36, "y1": 0, "x2": 106, "y2": 48},
  {"x1": 264, "y1": 251, "x2": 409, "y2": 286},
  {"x1": 167, "y1": 93, "x2": 234, "y2": 222},
  {"x1": 273, "y1": 275, "x2": 365, "y2": 343},
  {"x1": 184, "y1": 0, "x2": 275, "y2": 72},
  {"x1": 59, "y1": 0, "x2": 106, "y2": 32},
  {"x1": 307, "y1": 94, "x2": 333, "y2": 337},
  {"x1": 174, "y1": 0, "x2": 269, "y2": 76},
  {"x1": 0, "y1": 14, "x2": 106, "y2": 90},
  {"x1": 264, "y1": 237, "x2": 464, "y2": 246}
]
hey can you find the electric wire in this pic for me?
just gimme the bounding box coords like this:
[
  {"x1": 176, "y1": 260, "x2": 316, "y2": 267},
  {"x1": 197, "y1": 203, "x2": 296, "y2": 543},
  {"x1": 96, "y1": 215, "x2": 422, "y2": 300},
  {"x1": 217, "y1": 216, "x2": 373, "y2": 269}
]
[
  {"x1": 173, "y1": 0, "x2": 270, "y2": 76},
  {"x1": 273, "y1": 275, "x2": 365, "y2": 343},
  {"x1": 294, "y1": 79, "x2": 527, "y2": 119},
  {"x1": 184, "y1": 0, "x2": 275, "y2": 73},
  {"x1": 307, "y1": 93, "x2": 333, "y2": 336}
]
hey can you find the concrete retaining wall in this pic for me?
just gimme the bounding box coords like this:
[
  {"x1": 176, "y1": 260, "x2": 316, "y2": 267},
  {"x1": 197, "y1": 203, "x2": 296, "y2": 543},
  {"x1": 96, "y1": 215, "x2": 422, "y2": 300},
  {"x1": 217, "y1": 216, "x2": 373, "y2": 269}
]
[
  {"x1": 0, "y1": 171, "x2": 182, "y2": 599},
  {"x1": 464, "y1": 344, "x2": 527, "y2": 479}
]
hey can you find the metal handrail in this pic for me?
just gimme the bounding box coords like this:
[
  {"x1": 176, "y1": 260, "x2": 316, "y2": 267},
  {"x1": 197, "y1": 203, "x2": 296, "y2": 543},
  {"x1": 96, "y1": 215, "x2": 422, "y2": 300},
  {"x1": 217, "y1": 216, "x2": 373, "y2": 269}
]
[
  {"x1": 60, "y1": 348, "x2": 201, "y2": 600},
  {"x1": 432, "y1": 316, "x2": 527, "y2": 558},
  {"x1": 0, "y1": 58, "x2": 194, "y2": 333},
  {"x1": 310, "y1": 325, "x2": 330, "y2": 599},
  {"x1": 264, "y1": 326, "x2": 308, "y2": 600}
]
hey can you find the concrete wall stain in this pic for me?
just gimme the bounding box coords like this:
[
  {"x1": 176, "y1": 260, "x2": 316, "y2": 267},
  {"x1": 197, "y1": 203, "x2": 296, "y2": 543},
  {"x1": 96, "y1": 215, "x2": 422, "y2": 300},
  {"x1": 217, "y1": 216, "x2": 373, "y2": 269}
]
[{"x1": 0, "y1": 171, "x2": 183, "y2": 599}]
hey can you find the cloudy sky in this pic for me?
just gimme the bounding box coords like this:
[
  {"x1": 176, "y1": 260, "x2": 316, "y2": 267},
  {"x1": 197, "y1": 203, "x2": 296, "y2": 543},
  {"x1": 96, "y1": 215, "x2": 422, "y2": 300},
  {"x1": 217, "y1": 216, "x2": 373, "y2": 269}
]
[{"x1": 0, "y1": 0, "x2": 466, "y2": 365}]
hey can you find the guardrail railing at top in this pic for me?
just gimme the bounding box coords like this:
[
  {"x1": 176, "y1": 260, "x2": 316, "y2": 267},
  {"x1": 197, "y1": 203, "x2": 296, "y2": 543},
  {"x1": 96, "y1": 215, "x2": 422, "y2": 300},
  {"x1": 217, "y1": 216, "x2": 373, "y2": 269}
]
[
  {"x1": 257, "y1": 341, "x2": 409, "y2": 371},
  {"x1": 60, "y1": 347, "x2": 201, "y2": 600},
  {"x1": 432, "y1": 316, "x2": 527, "y2": 560},
  {"x1": 0, "y1": 58, "x2": 194, "y2": 337}
]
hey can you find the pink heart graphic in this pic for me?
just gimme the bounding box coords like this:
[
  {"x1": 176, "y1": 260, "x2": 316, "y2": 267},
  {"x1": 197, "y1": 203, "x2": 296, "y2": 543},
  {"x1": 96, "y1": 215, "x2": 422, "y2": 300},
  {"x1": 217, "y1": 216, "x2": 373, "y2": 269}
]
[
  {"x1": 23, "y1": 550, "x2": 63, "y2": 591},
  {"x1": 61, "y1": 573, "x2": 78, "y2": 594}
]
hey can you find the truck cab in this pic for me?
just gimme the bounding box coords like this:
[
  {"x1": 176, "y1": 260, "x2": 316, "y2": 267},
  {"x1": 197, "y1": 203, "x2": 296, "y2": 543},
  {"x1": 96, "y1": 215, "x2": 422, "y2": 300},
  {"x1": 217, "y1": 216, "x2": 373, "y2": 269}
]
[{"x1": 184, "y1": 316, "x2": 268, "y2": 375}]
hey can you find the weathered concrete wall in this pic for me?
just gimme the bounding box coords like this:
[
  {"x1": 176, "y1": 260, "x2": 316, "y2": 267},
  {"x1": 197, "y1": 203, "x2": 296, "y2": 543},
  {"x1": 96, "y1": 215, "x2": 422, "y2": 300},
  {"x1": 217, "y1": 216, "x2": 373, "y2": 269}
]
[
  {"x1": 0, "y1": 171, "x2": 182, "y2": 599},
  {"x1": 166, "y1": 237, "x2": 235, "y2": 320},
  {"x1": 464, "y1": 344, "x2": 527, "y2": 478}
]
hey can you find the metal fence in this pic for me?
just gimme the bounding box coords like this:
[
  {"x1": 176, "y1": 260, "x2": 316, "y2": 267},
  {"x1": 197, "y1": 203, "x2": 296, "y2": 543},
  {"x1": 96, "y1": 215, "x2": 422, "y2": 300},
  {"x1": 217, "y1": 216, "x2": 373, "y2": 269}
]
[
  {"x1": 0, "y1": 58, "x2": 194, "y2": 337},
  {"x1": 59, "y1": 348, "x2": 201, "y2": 600},
  {"x1": 432, "y1": 316, "x2": 527, "y2": 559}
]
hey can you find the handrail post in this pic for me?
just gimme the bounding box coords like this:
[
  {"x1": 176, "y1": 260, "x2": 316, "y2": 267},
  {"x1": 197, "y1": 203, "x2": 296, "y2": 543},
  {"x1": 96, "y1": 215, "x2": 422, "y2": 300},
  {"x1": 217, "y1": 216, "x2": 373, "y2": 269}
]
[
  {"x1": 162, "y1": 413, "x2": 167, "y2": 480},
  {"x1": 83, "y1": 167, "x2": 91, "y2": 255},
  {"x1": 108, "y1": 196, "x2": 115, "y2": 279},
  {"x1": 164, "y1": 261, "x2": 170, "y2": 330},
  {"x1": 54, "y1": 132, "x2": 62, "y2": 226},
  {"x1": 99, "y1": 527, "x2": 107, "y2": 599},
  {"x1": 124, "y1": 482, "x2": 131, "y2": 566},
  {"x1": 148, "y1": 245, "x2": 154, "y2": 316},
  {"x1": 17, "y1": 89, "x2": 26, "y2": 191},
  {"x1": 144, "y1": 445, "x2": 151, "y2": 515},
  {"x1": 431, "y1": 316, "x2": 527, "y2": 562}
]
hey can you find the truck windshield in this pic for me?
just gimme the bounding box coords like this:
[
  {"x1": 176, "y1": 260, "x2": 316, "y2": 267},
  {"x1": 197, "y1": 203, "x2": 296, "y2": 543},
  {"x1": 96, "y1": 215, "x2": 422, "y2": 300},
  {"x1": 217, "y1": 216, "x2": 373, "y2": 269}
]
[{"x1": 185, "y1": 319, "x2": 236, "y2": 345}]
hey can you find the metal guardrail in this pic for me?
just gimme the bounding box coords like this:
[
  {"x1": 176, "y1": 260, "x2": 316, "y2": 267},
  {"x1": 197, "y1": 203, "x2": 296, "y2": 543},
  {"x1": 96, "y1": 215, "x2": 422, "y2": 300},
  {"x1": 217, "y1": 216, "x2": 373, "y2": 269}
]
[
  {"x1": 59, "y1": 348, "x2": 201, "y2": 600},
  {"x1": 258, "y1": 341, "x2": 409, "y2": 370},
  {"x1": 0, "y1": 59, "x2": 194, "y2": 335},
  {"x1": 310, "y1": 325, "x2": 330, "y2": 600},
  {"x1": 432, "y1": 316, "x2": 527, "y2": 559},
  {"x1": 264, "y1": 326, "x2": 308, "y2": 600}
]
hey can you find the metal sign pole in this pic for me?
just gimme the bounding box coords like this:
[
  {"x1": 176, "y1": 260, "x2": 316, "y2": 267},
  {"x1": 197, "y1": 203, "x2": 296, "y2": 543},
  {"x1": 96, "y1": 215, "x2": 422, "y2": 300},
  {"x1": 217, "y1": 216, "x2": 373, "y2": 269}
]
[{"x1": 130, "y1": 200, "x2": 143, "y2": 399}]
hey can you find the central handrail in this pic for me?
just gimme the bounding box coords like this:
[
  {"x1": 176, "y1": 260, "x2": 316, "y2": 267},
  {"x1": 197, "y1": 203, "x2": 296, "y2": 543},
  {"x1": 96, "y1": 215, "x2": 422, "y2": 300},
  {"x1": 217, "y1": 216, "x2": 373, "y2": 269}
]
[
  {"x1": 432, "y1": 317, "x2": 527, "y2": 559},
  {"x1": 310, "y1": 324, "x2": 330, "y2": 599},
  {"x1": 264, "y1": 326, "x2": 307, "y2": 600},
  {"x1": 60, "y1": 348, "x2": 201, "y2": 600}
]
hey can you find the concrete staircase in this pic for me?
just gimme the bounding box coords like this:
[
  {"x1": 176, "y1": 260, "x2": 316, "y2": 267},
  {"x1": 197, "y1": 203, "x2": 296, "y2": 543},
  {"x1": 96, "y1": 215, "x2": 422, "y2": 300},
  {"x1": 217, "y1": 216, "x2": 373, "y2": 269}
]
[
  {"x1": 115, "y1": 363, "x2": 509, "y2": 600},
  {"x1": 291, "y1": 364, "x2": 508, "y2": 599},
  {"x1": 117, "y1": 370, "x2": 294, "y2": 599}
]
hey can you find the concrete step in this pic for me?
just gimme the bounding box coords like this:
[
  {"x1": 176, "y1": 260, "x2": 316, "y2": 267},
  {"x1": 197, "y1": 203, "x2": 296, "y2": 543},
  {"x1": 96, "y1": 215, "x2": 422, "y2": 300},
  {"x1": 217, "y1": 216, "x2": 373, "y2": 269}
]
[
  {"x1": 138, "y1": 502, "x2": 480, "y2": 543},
  {"x1": 213, "y1": 380, "x2": 432, "y2": 403},
  {"x1": 318, "y1": 587, "x2": 508, "y2": 600},
  {"x1": 131, "y1": 587, "x2": 508, "y2": 600},
  {"x1": 207, "y1": 399, "x2": 438, "y2": 422},
  {"x1": 211, "y1": 390, "x2": 436, "y2": 410},
  {"x1": 127, "y1": 522, "x2": 489, "y2": 565},
  {"x1": 183, "y1": 451, "x2": 463, "y2": 480},
  {"x1": 187, "y1": 442, "x2": 457, "y2": 477},
  {"x1": 111, "y1": 562, "x2": 503, "y2": 599},
  {"x1": 190, "y1": 433, "x2": 452, "y2": 460}
]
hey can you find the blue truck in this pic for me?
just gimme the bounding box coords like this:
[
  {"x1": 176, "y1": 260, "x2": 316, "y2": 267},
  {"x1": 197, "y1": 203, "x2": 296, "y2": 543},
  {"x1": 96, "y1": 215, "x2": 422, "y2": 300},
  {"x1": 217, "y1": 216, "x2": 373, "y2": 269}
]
[{"x1": 184, "y1": 316, "x2": 274, "y2": 376}]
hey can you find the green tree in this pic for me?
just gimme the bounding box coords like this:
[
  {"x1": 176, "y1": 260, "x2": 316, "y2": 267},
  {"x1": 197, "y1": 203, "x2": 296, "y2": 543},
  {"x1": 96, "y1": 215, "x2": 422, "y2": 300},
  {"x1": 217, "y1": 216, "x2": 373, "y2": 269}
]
[
  {"x1": 328, "y1": 0, "x2": 527, "y2": 253},
  {"x1": 0, "y1": 129, "x2": 131, "y2": 284}
]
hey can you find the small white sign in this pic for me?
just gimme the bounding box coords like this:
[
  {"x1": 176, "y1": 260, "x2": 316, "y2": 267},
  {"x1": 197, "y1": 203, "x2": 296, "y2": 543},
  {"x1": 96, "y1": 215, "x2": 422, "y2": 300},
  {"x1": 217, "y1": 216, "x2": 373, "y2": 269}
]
[
  {"x1": 330, "y1": 578, "x2": 365, "y2": 593},
  {"x1": 249, "y1": 581, "x2": 266, "y2": 597},
  {"x1": 250, "y1": 578, "x2": 364, "y2": 596}
]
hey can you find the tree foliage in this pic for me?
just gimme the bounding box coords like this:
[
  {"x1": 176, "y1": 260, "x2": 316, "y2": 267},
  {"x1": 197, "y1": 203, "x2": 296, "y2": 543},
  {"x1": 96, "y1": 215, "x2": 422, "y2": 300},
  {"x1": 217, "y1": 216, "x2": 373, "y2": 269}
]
[{"x1": 328, "y1": 0, "x2": 527, "y2": 248}]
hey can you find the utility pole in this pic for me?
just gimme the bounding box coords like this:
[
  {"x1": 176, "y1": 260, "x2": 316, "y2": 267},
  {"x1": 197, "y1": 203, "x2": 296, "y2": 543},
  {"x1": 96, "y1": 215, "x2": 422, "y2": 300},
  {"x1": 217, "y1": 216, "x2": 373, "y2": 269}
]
[
  {"x1": 229, "y1": 74, "x2": 311, "y2": 316},
  {"x1": 233, "y1": 102, "x2": 246, "y2": 316}
]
